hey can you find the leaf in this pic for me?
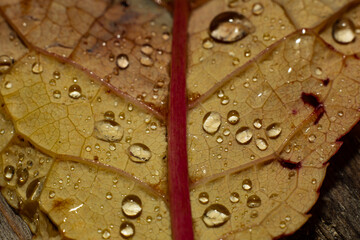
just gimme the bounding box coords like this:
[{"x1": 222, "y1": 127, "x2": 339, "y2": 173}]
[{"x1": 0, "y1": 0, "x2": 359, "y2": 240}]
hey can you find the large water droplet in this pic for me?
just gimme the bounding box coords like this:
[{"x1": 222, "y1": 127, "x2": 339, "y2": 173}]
[
  {"x1": 116, "y1": 54, "x2": 130, "y2": 69},
  {"x1": 198, "y1": 192, "x2": 209, "y2": 204},
  {"x1": 122, "y1": 195, "x2": 142, "y2": 218},
  {"x1": 203, "y1": 112, "x2": 222, "y2": 134},
  {"x1": 235, "y1": 127, "x2": 253, "y2": 144},
  {"x1": 247, "y1": 194, "x2": 261, "y2": 208},
  {"x1": 31, "y1": 62, "x2": 43, "y2": 74},
  {"x1": 93, "y1": 120, "x2": 124, "y2": 142},
  {"x1": 202, "y1": 204, "x2": 230, "y2": 227},
  {"x1": 242, "y1": 179, "x2": 252, "y2": 191},
  {"x1": 227, "y1": 110, "x2": 240, "y2": 125},
  {"x1": 3, "y1": 165, "x2": 15, "y2": 181},
  {"x1": 128, "y1": 143, "x2": 152, "y2": 163},
  {"x1": 332, "y1": 18, "x2": 356, "y2": 44},
  {"x1": 255, "y1": 138, "x2": 268, "y2": 150},
  {"x1": 209, "y1": 11, "x2": 254, "y2": 43},
  {"x1": 68, "y1": 84, "x2": 82, "y2": 99},
  {"x1": 0, "y1": 55, "x2": 13, "y2": 74},
  {"x1": 120, "y1": 222, "x2": 135, "y2": 239},
  {"x1": 266, "y1": 123, "x2": 282, "y2": 139},
  {"x1": 16, "y1": 168, "x2": 29, "y2": 186}
]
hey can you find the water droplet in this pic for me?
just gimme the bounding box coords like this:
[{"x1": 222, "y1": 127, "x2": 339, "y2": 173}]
[
  {"x1": 49, "y1": 79, "x2": 56, "y2": 86},
  {"x1": 93, "y1": 120, "x2": 124, "y2": 142},
  {"x1": 227, "y1": 110, "x2": 240, "y2": 125},
  {"x1": 102, "y1": 229, "x2": 111, "y2": 239},
  {"x1": 250, "y1": 210, "x2": 258, "y2": 218},
  {"x1": 255, "y1": 138, "x2": 268, "y2": 150},
  {"x1": 122, "y1": 195, "x2": 142, "y2": 218},
  {"x1": 311, "y1": 178, "x2": 317, "y2": 185},
  {"x1": 104, "y1": 111, "x2": 115, "y2": 121},
  {"x1": 4, "y1": 81, "x2": 12, "y2": 89},
  {"x1": 209, "y1": 12, "x2": 254, "y2": 43},
  {"x1": 4, "y1": 165, "x2": 15, "y2": 181},
  {"x1": 235, "y1": 127, "x2": 253, "y2": 144},
  {"x1": 53, "y1": 71, "x2": 60, "y2": 79},
  {"x1": 140, "y1": 55, "x2": 154, "y2": 66},
  {"x1": 266, "y1": 123, "x2": 282, "y2": 139},
  {"x1": 228, "y1": 0, "x2": 239, "y2": 8},
  {"x1": 223, "y1": 128, "x2": 231, "y2": 136},
  {"x1": 31, "y1": 62, "x2": 43, "y2": 74},
  {"x1": 203, "y1": 112, "x2": 222, "y2": 134},
  {"x1": 332, "y1": 18, "x2": 356, "y2": 44},
  {"x1": 337, "y1": 111, "x2": 344, "y2": 117},
  {"x1": 68, "y1": 84, "x2": 82, "y2": 99},
  {"x1": 229, "y1": 192, "x2": 240, "y2": 203},
  {"x1": 198, "y1": 192, "x2": 209, "y2": 204},
  {"x1": 252, "y1": 3, "x2": 264, "y2": 15},
  {"x1": 244, "y1": 49, "x2": 251, "y2": 57},
  {"x1": 106, "y1": 192, "x2": 113, "y2": 200},
  {"x1": 315, "y1": 67, "x2": 323, "y2": 76},
  {"x1": 220, "y1": 96, "x2": 230, "y2": 105},
  {"x1": 0, "y1": 55, "x2": 13, "y2": 74},
  {"x1": 16, "y1": 168, "x2": 29, "y2": 185},
  {"x1": 279, "y1": 221, "x2": 286, "y2": 229},
  {"x1": 247, "y1": 195, "x2": 261, "y2": 208},
  {"x1": 285, "y1": 216, "x2": 291, "y2": 221},
  {"x1": 253, "y1": 119, "x2": 262, "y2": 129},
  {"x1": 242, "y1": 179, "x2": 252, "y2": 191},
  {"x1": 49, "y1": 190, "x2": 56, "y2": 199},
  {"x1": 141, "y1": 44, "x2": 153, "y2": 55},
  {"x1": 162, "y1": 32, "x2": 170, "y2": 40},
  {"x1": 202, "y1": 204, "x2": 230, "y2": 227},
  {"x1": 116, "y1": 54, "x2": 130, "y2": 69},
  {"x1": 53, "y1": 90, "x2": 61, "y2": 99},
  {"x1": 308, "y1": 134, "x2": 316, "y2": 143},
  {"x1": 120, "y1": 222, "x2": 135, "y2": 239},
  {"x1": 128, "y1": 143, "x2": 152, "y2": 163},
  {"x1": 216, "y1": 136, "x2": 223, "y2": 143},
  {"x1": 202, "y1": 38, "x2": 214, "y2": 49}
]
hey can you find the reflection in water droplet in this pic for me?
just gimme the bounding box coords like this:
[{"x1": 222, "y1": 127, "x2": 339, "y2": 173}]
[
  {"x1": 266, "y1": 123, "x2": 282, "y2": 139},
  {"x1": 93, "y1": 120, "x2": 124, "y2": 142},
  {"x1": 252, "y1": 3, "x2": 264, "y2": 15},
  {"x1": 229, "y1": 192, "x2": 240, "y2": 203},
  {"x1": 4, "y1": 165, "x2": 15, "y2": 181},
  {"x1": 128, "y1": 143, "x2": 152, "y2": 163},
  {"x1": 202, "y1": 38, "x2": 214, "y2": 49},
  {"x1": 141, "y1": 44, "x2": 153, "y2": 55},
  {"x1": 120, "y1": 222, "x2": 135, "y2": 239},
  {"x1": 116, "y1": 54, "x2": 130, "y2": 69},
  {"x1": 0, "y1": 55, "x2": 13, "y2": 74},
  {"x1": 53, "y1": 90, "x2": 61, "y2": 99},
  {"x1": 198, "y1": 192, "x2": 209, "y2": 204},
  {"x1": 308, "y1": 134, "x2": 316, "y2": 143},
  {"x1": 32, "y1": 62, "x2": 43, "y2": 74},
  {"x1": 255, "y1": 138, "x2": 268, "y2": 150},
  {"x1": 16, "y1": 168, "x2": 29, "y2": 185},
  {"x1": 209, "y1": 11, "x2": 254, "y2": 43},
  {"x1": 247, "y1": 194, "x2": 261, "y2": 208},
  {"x1": 227, "y1": 110, "x2": 239, "y2": 125},
  {"x1": 68, "y1": 84, "x2": 82, "y2": 99},
  {"x1": 242, "y1": 179, "x2": 252, "y2": 191},
  {"x1": 122, "y1": 195, "x2": 142, "y2": 218},
  {"x1": 332, "y1": 18, "x2": 356, "y2": 44},
  {"x1": 140, "y1": 55, "x2": 154, "y2": 66},
  {"x1": 253, "y1": 119, "x2": 262, "y2": 129},
  {"x1": 102, "y1": 229, "x2": 111, "y2": 239},
  {"x1": 202, "y1": 204, "x2": 230, "y2": 227},
  {"x1": 203, "y1": 112, "x2": 222, "y2": 134},
  {"x1": 235, "y1": 127, "x2": 253, "y2": 144}
]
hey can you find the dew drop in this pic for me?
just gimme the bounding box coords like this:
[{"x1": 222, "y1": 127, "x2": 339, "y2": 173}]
[
  {"x1": 3, "y1": 165, "x2": 15, "y2": 181},
  {"x1": 31, "y1": 62, "x2": 43, "y2": 74},
  {"x1": 202, "y1": 38, "x2": 214, "y2": 49},
  {"x1": 247, "y1": 194, "x2": 261, "y2": 208},
  {"x1": 104, "y1": 111, "x2": 115, "y2": 121},
  {"x1": 252, "y1": 3, "x2": 264, "y2": 15},
  {"x1": 141, "y1": 44, "x2": 153, "y2": 55},
  {"x1": 242, "y1": 179, "x2": 252, "y2": 191},
  {"x1": 102, "y1": 229, "x2": 111, "y2": 239},
  {"x1": 53, "y1": 90, "x2": 61, "y2": 99},
  {"x1": 68, "y1": 84, "x2": 82, "y2": 99},
  {"x1": 122, "y1": 195, "x2": 142, "y2": 218},
  {"x1": 198, "y1": 192, "x2": 209, "y2": 204},
  {"x1": 16, "y1": 168, "x2": 29, "y2": 185},
  {"x1": 140, "y1": 55, "x2": 154, "y2": 66},
  {"x1": 266, "y1": 123, "x2": 282, "y2": 139},
  {"x1": 120, "y1": 222, "x2": 135, "y2": 239},
  {"x1": 308, "y1": 134, "x2": 316, "y2": 143},
  {"x1": 209, "y1": 12, "x2": 254, "y2": 43},
  {"x1": 116, "y1": 54, "x2": 130, "y2": 69},
  {"x1": 255, "y1": 138, "x2": 268, "y2": 150},
  {"x1": 93, "y1": 120, "x2": 124, "y2": 142},
  {"x1": 203, "y1": 112, "x2": 222, "y2": 134},
  {"x1": 202, "y1": 204, "x2": 230, "y2": 227},
  {"x1": 229, "y1": 192, "x2": 240, "y2": 203},
  {"x1": 235, "y1": 127, "x2": 253, "y2": 144},
  {"x1": 253, "y1": 119, "x2": 262, "y2": 129},
  {"x1": 332, "y1": 18, "x2": 356, "y2": 44},
  {"x1": 0, "y1": 55, "x2": 13, "y2": 74},
  {"x1": 128, "y1": 143, "x2": 152, "y2": 163},
  {"x1": 227, "y1": 110, "x2": 240, "y2": 125}
]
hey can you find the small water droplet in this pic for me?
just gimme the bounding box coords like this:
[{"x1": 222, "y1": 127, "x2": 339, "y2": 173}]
[
  {"x1": 252, "y1": 3, "x2": 264, "y2": 15},
  {"x1": 332, "y1": 18, "x2": 356, "y2": 44},
  {"x1": 198, "y1": 192, "x2": 209, "y2": 204},
  {"x1": 337, "y1": 111, "x2": 344, "y2": 117},
  {"x1": 247, "y1": 195, "x2": 261, "y2": 208},
  {"x1": 53, "y1": 90, "x2": 61, "y2": 99},
  {"x1": 4, "y1": 81, "x2": 12, "y2": 89},
  {"x1": 220, "y1": 96, "x2": 230, "y2": 105},
  {"x1": 227, "y1": 110, "x2": 240, "y2": 125},
  {"x1": 202, "y1": 204, "x2": 230, "y2": 227},
  {"x1": 49, "y1": 190, "x2": 56, "y2": 199},
  {"x1": 104, "y1": 111, "x2": 115, "y2": 121},
  {"x1": 141, "y1": 44, "x2": 153, "y2": 55},
  {"x1": 93, "y1": 120, "x2": 124, "y2": 142},
  {"x1": 4, "y1": 165, "x2": 15, "y2": 181},
  {"x1": 68, "y1": 84, "x2": 82, "y2": 99},
  {"x1": 120, "y1": 222, "x2": 135, "y2": 239},
  {"x1": 229, "y1": 192, "x2": 240, "y2": 203},
  {"x1": 242, "y1": 179, "x2": 252, "y2": 191},
  {"x1": 32, "y1": 62, "x2": 43, "y2": 74},
  {"x1": 116, "y1": 54, "x2": 130, "y2": 69},
  {"x1": 285, "y1": 216, "x2": 291, "y2": 221},
  {"x1": 308, "y1": 134, "x2": 316, "y2": 143},
  {"x1": 53, "y1": 71, "x2": 61, "y2": 79},
  {"x1": 266, "y1": 123, "x2": 282, "y2": 139},
  {"x1": 216, "y1": 136, "x2": 223, "y2": 143},
  {"x1": 0, "y1": 55, "x2": 13, "y2": 74},
  {"x1": 127, "y1": 104, "x2": 133, "y2": 112},
  {"x1": 128, "y1": 143, "x2": 152, "y2": 163},
  {"x1": 106, "y1": 192, "x2": 113, "y2": 200},
  {"x1": 253, "y1": 119, "x2": 262, "y2": 129},
  {"x1": 102, "y1": 229, "x2": 111, "y2": 239},
  {"x1": 122, "y1": 195, "x2": 142, "y2": 218},
  {"x1": 235, "y1": 127, "x2": 253, "y2": 144},
  {"x1": 223, "y1": 128, "x2": 231, "y2": 136},
  {"x1": 209, "y1": 12, "x2": 254, "y2": 43},
  {"x1": 279, "y1": 221, "x2": 286, "y2": 229},
  {"x1": 244, "y1": 49, "x2": 251, "y2": 57},
  {"x1": 140, "y1": 55, "x2": 154, "y2": 66},
  {"x1": 202, "y1": 38, "x2": 214, "y2": 49},
  {"x1": 315, "y1": 67, "x2": 323, "y2": 76},
  {"x1": 250, "y1": 210, "x2": 258, "y2": 218},
  {"x1": 255, "y1": 138, "x2": 268, "y2": 150},
  {"x1": 203, "y1": 112, "x2": 222, "y2": 134},
  {"x1": 311, "y1": 178, "x2": 317, "y2": 185},
  {"x1": 162, "y1": 32, "x2": 170, "y2": 40},
  {"x1": 146, "y1": 216, "x2": 153, "y2": 223},
  {"x1": 16, "y1": 168, "x2": 29, "y2": 185}
]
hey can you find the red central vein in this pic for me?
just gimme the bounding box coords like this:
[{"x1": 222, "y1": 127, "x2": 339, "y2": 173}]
[{"x1": 167, "y1": 0, "x2": 193, "y2": 240}]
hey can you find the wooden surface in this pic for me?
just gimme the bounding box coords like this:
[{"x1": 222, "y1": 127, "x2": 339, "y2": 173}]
[{"x1": 0, "y1": 123, "x2": 359, "y2": 240}]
